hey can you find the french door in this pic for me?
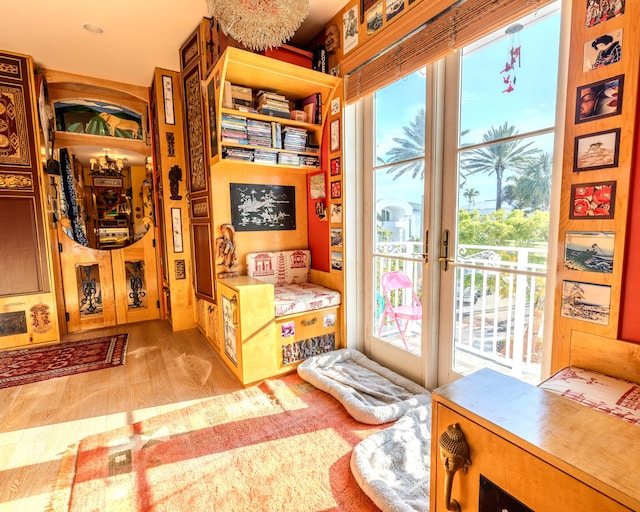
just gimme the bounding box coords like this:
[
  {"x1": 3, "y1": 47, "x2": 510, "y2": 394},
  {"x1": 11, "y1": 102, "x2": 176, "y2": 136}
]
[{"x1": 361, "y1": 3, "x2": 561, "y2": 388}]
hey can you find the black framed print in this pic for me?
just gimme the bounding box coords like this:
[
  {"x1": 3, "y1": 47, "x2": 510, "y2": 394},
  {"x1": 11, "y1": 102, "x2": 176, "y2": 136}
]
[
  {"x1": 574, "y1": 128, "x2": 620, "y2": 172},
  {"x1": 230, "y1": 183, "x2": 296, "y2": 231},
  {"x1": 570, "y1": 181, "x2": 616, "y2": 219},
  {"x1": 575, "y1": 75, "x2": 624, "y2": 124},
  {"x1": 331, "y1": 157, "x2": 341, "y2": 176}
]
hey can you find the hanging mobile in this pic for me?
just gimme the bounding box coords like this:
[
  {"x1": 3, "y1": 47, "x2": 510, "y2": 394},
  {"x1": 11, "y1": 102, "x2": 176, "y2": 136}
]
[{"x1": 501, "y1": 23, "x2": 523, "y2": 93}]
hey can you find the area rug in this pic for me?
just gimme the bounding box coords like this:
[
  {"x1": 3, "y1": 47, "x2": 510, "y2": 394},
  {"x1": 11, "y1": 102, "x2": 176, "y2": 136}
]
[
  {"x1": 0, "y1": 334, "x2": 128, "y2": 389},
  {"x1": 48, "y1": 374, "x2": 384, "y2": 512}
]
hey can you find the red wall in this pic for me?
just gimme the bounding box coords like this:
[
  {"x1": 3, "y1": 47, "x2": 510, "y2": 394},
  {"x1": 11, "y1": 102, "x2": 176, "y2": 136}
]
[{"x1": 619, "y1": 80, "x2": 640, "y2": 342}]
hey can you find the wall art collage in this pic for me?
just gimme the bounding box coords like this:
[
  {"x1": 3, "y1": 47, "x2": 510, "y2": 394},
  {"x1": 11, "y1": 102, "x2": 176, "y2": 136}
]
[
  {"x1": 328, "y1": 96, "x2": 343, "y2": 272},
  {"x1": 561, "y1": 0, "x2": 625, "y2": 326}
]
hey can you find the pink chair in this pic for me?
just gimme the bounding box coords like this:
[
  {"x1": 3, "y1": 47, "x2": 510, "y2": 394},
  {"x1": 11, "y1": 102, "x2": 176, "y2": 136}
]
[{"x1": 378, "y1": 271, "x2": 422, "y2": 349}]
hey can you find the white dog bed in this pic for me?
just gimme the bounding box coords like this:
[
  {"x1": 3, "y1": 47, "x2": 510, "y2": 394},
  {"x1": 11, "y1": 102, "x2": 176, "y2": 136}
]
[
  {"x1": 351, "y1": 404, "x2": 432, "y2": 512},
  {"x1": 297, "y1": 349, "x2": 431, "y2": 424}
]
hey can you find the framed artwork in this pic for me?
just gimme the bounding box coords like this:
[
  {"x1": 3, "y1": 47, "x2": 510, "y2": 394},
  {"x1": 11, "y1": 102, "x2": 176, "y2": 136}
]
[
  {"x1": 386, "y1": 0, "x2": 405, "y2": 22},
  {"x1": 360, "y1": 0, "x2": 378, "y2": 22},
  {"x1": 586, "y1": 0, "x2": 624, "y2": 28},
  {"x1": 331, "y1": 180, "x2": 342, "y2": 199},
  {"x1": 343, "y1": 5, "x2": 358, "y2": 54},
  {"x1": 93, "y1": 177, "x2": 123, "y2": 187},
  {"x1": 330, "y1": 119, "x2": 341, "y2": 152},
  {"x1": 330, "y1": 203, "x2": 343, "y2": 223},
  {"x1": 366, "y1": 2, "x2": 384, "y2": 35},
  {"x1": 331, "y1": 97, "x2": 341, "y2": 115},
  {"x1": 564, "y1": 231, "x2": 614, "y2": 273},
  {"x1": 309, "y1": 172, "x2": 326, "y2": 199},
  {"x1": 575, "y1": 75, "x2": 624, "y2": 124},
  {"x1": 315, "y1": 201, "x2": 326, "y2": 219},
  {"x1": 331, "y1": 251, "x2": 343, "y2": 271},
  {"x1": 574, "y1": 128, "x2": 620, "y2": 172},
  {"x1": 560, "y1": 280, "x2": 611, "y2": 326},
  {"x1": 222, "y1": 295, "x2": 238, "y2": 366},
  {"x1": 331, "y1": 157, "x2": 341, "y2": 176},
  {"x1": 162, "y1": 75, "x2": 175, "y2": 125},
  {"x1": 230, "y1": 183, "x2": 296, "y2": 231},
  {"x1": 570, "y1": 181, "x2": 616, "y2": 219},
  {"x1": 583, "y1": 29, "x2": 622, "y2": 72},
  {"x1": 171, "y1": 207, "x2": 183, "y2": 253},
  {"x1": 331, "y1": 228, "x2": 343, "y2": 247}
]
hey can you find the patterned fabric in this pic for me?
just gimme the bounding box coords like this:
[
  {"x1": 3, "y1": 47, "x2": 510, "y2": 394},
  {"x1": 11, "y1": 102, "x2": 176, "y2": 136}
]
[
  {"x1": 247, "y1": 250, "x2": 341, "y2": 316},
  {"x1": 539, "y1": 366, "x2": 640, "y2": 426},
  {"x1": 273, "y1": 282, "x2": 341, "y2": 316},
  {"x1": 60, "y1": 148, "x2": 89, "y2": 246}
]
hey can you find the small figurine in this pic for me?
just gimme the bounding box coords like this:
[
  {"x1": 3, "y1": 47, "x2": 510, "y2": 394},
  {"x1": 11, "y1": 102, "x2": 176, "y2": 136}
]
[{"x1": 216, "y1": 223, "x2": 238, "y2": 278}]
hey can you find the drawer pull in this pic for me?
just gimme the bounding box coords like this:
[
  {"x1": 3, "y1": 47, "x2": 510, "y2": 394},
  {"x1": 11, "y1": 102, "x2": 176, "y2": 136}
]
[
  {"x1": 439, "y1": 423, "x2": 471, "y2": 512},
  {"x1": 301, "y1": 317, "x2": 317, "y2": 326}
]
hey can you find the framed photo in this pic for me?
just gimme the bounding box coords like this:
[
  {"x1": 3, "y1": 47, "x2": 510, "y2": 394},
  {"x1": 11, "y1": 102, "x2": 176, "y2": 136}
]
[
  {"x1": 331, "y1": 97, "x2": 341, "y2": 115},
  {"x1": 586, "y1": 0, "x2": 624, "y2": 28},
  {"x1": 331, "y1": 157, "x2": 341, "y2": 176},
  {"x1": 330, "y1": 203, "x2": 343, "y2": 223},
  {"x1": 93, "y1": 177, "x2": 123, "y2": 187},
  {"x1": 386, "y1": 0, "x2": 405, "y2": 22},
  {"x1": 331, "y1": 228, "x2": 343, "y2": 247},
  {"x1": 331, "y1": 251, "x2": 343, "y2": 271},
  {"x1": 583, "y1": 29, "x2": 623, "y2": 72},
  {"x1": 230, "y1": 183, "x2": 296, "y2": 231},
  {"x1": 343, "y1": 5, "x2": 358, "y2": 54},
  {"x1": 330, "y1": 119, "x2": 341, "y2": 152},
  {"x1": 575, "y1": 75, "x2": 624, "y2": 124},
  {"x1": 331, "y1": 180, "x2": 342, "y2": 199},
  {"x1": 162, "y1": 75, "x2": 175, "y2": 125},
  {"x1": 309, "y1": 172, "x2": 326, "y2": 199},
  {"x1": 560, "y1": 280, "x2": 611, "y2": 326},
  {"x1": 171, "y1": 207, "x2": 183, "y2": 253},
  {"x1": 569, "y1": 181, "x2": 616, "y2": 219},
  {"x1": 574, "y1": 128, "x2": 620, "y2": 172},
  {"x1": 360, "y1": 0, "x2": 378, "y2": 22},
  {"x1": 564, "y1": 231, "x2": 614, "y2": 273},
  {"x1": 366, "y1": 2, "x2": 384, "y2": 35}
]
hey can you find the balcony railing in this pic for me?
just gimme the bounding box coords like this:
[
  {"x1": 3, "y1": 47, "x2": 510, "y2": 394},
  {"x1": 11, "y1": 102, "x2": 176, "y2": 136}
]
[{"x1": 374, "y1": 241, "x2": 547, "y2": 384}]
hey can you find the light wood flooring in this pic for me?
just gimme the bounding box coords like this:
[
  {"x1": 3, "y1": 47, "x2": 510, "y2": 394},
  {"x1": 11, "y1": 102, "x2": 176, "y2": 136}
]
[{"x1": 0, "y1": 320, "x2": 243, "y2": 512}]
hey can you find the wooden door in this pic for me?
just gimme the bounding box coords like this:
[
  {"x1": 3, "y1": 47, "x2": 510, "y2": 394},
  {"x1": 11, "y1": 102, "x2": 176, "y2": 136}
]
[
  {"x1": 58, "y1": 219, "x2": 117, "y2": 332},
  {"x1": 58, "y1": 217, "x2": 159, "y2": 332}
]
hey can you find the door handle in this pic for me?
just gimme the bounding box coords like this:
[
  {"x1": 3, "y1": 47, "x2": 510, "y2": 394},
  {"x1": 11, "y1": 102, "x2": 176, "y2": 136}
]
[
  {"x1": 439, "y1": 229, "x2": 454, "y2": 271},
  {"x1": 439, "y1": 423, "x2": 471, "y2": 511}
]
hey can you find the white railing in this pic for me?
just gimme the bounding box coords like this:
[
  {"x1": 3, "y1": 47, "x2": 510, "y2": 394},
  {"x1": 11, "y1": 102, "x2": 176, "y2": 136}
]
[{"x1": 374, "y1": 242, "x2": 547, "y2": 383}]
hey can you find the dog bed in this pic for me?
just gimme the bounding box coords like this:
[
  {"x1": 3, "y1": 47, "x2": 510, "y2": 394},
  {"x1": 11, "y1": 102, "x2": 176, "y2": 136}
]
[
  {"x1": 297, "y1": 349, "x2": 431, "y2": 424},
  {"x1": 350, "y1": 404, "x2": 432, "y2": 512}
]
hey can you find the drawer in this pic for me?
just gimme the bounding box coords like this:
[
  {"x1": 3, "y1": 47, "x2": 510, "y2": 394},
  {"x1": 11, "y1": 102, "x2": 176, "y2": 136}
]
[{"x1": 276, "y1": 306, "x2": 338, "y2": 342}]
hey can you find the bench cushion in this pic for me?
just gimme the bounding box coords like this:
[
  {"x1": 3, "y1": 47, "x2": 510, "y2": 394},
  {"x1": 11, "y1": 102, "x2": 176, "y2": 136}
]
[
  {"x1": 274, "y1": 282, "x2": 341, "y2": 316},
  {"x1": 246, "y1": 250, "x2": 310, "y2": 285}
]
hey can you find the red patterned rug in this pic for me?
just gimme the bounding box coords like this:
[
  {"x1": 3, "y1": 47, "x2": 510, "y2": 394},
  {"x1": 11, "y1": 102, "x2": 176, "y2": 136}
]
[{"x1": 0, "y1": 334, "x2": 128, "y2": 389}]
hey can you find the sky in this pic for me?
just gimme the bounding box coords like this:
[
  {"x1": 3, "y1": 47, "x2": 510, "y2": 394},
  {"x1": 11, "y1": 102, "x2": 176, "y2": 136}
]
[{"x1": 371, "y1": 2, "x2": 561, "y2": 214}]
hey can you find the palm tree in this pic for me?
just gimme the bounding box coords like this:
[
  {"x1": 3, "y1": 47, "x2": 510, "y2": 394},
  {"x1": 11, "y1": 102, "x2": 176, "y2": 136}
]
[
  {"x1": 463, "y1": 187, "x2": 480, "y2": 211},
  {"x1": 460, "y1": 122, "x2": 541, "y2": 210},
  {"x1": 503, "y1": 152, "x2": 553, "y2": 212},
  {"x1": 384, "y1": 108, "x2": 425, "y2": 180}
]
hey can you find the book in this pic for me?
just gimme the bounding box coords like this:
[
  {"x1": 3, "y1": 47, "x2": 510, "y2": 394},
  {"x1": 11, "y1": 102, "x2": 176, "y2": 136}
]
[{"x1": 300, "y1": 93, "x2": 322, "y2": 124}]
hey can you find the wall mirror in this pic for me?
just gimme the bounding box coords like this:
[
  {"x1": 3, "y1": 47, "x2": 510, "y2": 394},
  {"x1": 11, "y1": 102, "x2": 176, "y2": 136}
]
[{"x1": 54, "y1": 145, "x2": 154, "y2": 250}]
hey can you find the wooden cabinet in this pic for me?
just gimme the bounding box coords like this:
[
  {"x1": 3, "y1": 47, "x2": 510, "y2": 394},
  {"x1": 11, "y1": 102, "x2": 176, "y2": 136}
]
[
  {"x1": 0, "y1": 51, "x2": 59, "y2": 349},
  {"x1": 217, "y1": 276, "x2": 276, "y2": 385},
  {"x1": 430, "y1": 369, "x2": 640, "y2": 512}
]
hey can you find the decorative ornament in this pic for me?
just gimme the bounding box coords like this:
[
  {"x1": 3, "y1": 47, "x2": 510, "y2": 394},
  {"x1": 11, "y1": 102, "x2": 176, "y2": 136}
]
[
  {"x1": 207, "y1": 0, "x2": 310, "y2": 51},
  {"x1": 500, "y1": 23, "x2": 522, "y2": 93}
]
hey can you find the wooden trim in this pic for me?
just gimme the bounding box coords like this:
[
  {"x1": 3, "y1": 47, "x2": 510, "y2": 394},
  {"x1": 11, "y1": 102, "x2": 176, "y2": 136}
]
[
  {"x1": 569, "y1": 330, "x2": 640, "y2": 383},
  {"x1": 43, "y1": 69, "x2": 148, "y2": 102}
]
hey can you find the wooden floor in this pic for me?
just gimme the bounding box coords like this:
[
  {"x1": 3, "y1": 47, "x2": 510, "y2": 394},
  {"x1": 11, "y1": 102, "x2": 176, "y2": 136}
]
[{"x1": 0, "y1": 320, "x2": 243, "y2": 512}]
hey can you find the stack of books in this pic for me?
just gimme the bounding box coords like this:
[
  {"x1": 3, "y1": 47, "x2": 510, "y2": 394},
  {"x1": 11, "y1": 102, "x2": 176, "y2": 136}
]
[
  {"x1": 256, "y1": 90, "x2": 290, "y2": 119},
  {"x1": 223, "y1": 148, "x2": 254, "y2": 161},
  {"x1": 254, "y1": 150, "x2": 278, "y2": 164},
  {"x1": 277, "y1": 153, "x2": 300, "y2": 166},
  {"x1": 223, "y1": 81, "x2": 254, "y2": 110},
  {"x1": 246, "y1": 119, "x2": 272, "y2": 147},
  {"x1": 221, "y1": 114, "x2": 248, "y2": 144},
  {"x1": 282, "y1": 126, "x2": 307, "y2": 152}
]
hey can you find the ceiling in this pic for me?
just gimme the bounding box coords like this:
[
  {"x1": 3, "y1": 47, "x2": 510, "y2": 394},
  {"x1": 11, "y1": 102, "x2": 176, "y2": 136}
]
[
  {"x1": 1, "y1": 0, "x2": 344, "y2": 167},
  {"x1": 1, "y1": 0, "x2": 344, "y2": 86}
]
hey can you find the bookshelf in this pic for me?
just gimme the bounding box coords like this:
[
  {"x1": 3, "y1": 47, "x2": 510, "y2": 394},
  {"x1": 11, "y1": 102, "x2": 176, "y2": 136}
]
[{"x1": 205, "y1": 47, "x2": 340, "y2": 172}]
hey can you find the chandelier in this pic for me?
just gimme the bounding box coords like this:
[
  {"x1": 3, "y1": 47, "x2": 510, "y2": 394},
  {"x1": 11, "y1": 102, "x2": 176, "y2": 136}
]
[{"x1": 207, "y1": 0, "x2": 310, "y2": 51}]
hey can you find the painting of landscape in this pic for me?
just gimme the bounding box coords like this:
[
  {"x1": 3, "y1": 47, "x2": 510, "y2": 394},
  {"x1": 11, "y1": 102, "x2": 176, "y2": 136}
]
[
  {"x1": 561, "y1": 280, "x2": 611, "y2": 326},
  {"x1": 564, "y1": 231, "x2": 614, "y2": 273}
]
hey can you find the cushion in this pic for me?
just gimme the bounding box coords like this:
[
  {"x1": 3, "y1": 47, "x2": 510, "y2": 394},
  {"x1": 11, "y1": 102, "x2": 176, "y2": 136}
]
[
  {"x1": 246, "y1": 250, "x2": 310, "y2": 285},
  {"x1": 351, "y1": 404, "x2": 432, "y2": 512},
  {"x1": 274, "y1": 282, "x2": 341, "y2": 316},
  {"x1": 297, "y1": 349, "x2": 431, "y2": 425},
  {"x1": 539, "y1": 366, "x2": 640, "y2": 426}
]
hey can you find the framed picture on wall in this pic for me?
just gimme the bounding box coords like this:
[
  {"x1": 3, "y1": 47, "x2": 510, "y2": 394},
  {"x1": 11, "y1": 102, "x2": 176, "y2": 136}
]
[
  {"x1": 331, "y1": 157, "x2": 341, "y2": 176},
  {"x1": 569, "y1": 181, "x2": 616, "y2": 219},
  {"x1": 171, "y1": 207, "x2": 183, "y2": 253},
  {"x1": 330, "y1": 119, "x2": 341, "y2": 152},
  {"x1": 564, "y1": 231, "x2": 615, "y2": 273},
  {"x1": 230, "y1": 183, "x2": 296, "y2": 231},
  {"x1": 331, "y1": 180, "x2": 342, "y2": 199},
  {"x1": 575, "y1": 75, "x2": 624, "y2": 124},
  {"x1": 574, "y1": 128, "x2": 620, "y2": 172},
  {"x1": 560, "y1": 280, "x2": 611, "y2": 325}
]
